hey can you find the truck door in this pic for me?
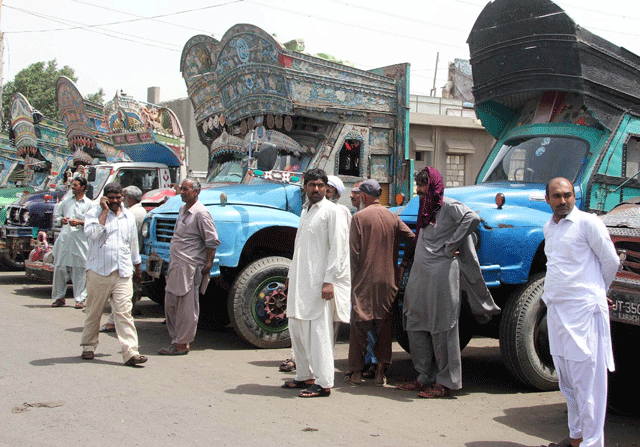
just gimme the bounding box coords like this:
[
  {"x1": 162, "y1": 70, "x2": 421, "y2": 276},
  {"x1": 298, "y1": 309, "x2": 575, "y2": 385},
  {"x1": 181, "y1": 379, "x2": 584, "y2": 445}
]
[{"x1": 589, "y1": 118, "x2": 640, "y2": 211}]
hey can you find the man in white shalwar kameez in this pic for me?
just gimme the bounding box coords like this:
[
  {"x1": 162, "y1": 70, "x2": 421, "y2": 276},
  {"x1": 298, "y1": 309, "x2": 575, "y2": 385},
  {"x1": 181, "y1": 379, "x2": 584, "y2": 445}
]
[
  {"x1": 50, "y1": 177, "x2": 94, "y2": 309},
  {"x1": 283, "y1": 168, "x2": 350, "y2": 398},
  {"x1": 542, "y1": 177, "x2": 620, "y2": 447}
]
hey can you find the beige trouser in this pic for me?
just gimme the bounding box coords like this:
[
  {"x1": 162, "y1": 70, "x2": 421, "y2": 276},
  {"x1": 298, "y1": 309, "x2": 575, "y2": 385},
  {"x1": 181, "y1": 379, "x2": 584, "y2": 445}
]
[{"x1": 80, "y1": 270, "x2": 140, "y2": 362}]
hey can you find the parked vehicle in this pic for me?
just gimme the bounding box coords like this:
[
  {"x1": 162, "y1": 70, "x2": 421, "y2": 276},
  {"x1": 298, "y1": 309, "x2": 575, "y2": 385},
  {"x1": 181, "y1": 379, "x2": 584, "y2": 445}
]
[
  {"x1": 0, "y1": 92, "x2": 71, "y2": 269},
  {"x1": 601, "y1": 201, "x2": 640, "y2": 414},
  {"x1": 140, "y1": 24, "x2": 412, "y2": 348},
  {"x1": 394, "y1": 0, "x2": 640, "y2": 391},
  {"x1": 23, "y1": 77, "x2": 185, "y2": 281}
]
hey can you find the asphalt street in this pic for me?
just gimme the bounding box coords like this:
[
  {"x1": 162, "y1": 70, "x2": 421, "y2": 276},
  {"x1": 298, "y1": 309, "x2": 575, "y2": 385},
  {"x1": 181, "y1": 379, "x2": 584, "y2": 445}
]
[{"x1": 0, "y1": 271, "x2": 638, "y2": 447}]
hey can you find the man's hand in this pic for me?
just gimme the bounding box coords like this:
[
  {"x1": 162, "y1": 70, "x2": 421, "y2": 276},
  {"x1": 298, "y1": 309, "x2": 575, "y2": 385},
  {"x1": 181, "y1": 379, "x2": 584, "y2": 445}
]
[
  {"x1": 100, "y1": 196, "x2": 109, "y2": 211},
  {"x1": 321, "y1": 282, "x2": 334, "y2": 301},
  {"x1": 61, "y1": 217, "x2": 69, "y2": 225},
  {"x1": 201, "y1": 262, "x2": 213, "y2": 277},
  {"x1": 133, "y1": 264, "x2": 142, "y2": 283},
  {"x1": 68, "y1": 218, "x2": 83, "y2": 227}
]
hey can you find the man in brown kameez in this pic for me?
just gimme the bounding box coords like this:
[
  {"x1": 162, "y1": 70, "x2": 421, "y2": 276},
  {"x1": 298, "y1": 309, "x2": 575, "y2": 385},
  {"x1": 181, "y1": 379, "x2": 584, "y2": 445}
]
[
  {"x1": 346, "y1": 180, "x2": 415, "y2": 386},
  {"x1": 159, "y1": 178, "x2": 220, "y2": 355}
]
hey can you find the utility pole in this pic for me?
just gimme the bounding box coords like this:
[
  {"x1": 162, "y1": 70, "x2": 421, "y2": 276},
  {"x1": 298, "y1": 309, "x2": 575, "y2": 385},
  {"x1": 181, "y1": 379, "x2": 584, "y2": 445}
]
[{"x1": 430, "y1": 52, "x2": 439, "y2": 97}]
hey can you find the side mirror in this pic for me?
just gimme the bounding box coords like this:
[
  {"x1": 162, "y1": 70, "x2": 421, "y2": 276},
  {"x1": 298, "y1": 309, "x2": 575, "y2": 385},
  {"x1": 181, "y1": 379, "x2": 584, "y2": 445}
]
[
  {"x1": 85, "y1": 184, "x2": 94, "y2": 200},
  {"x1": 86, "y1": 166, "x2": 96, "y2": 183},
  {"x1": 256, "y1": 142, "x2": 278, "y2": 172}
]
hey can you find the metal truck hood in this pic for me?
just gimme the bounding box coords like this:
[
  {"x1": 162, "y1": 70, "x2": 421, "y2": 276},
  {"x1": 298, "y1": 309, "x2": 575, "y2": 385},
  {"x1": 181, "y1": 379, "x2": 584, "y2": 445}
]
[
  {"x1": 399, "y1": 183, "x2": 554, "y2": 228},
  {"x1": 149, "y1": 182, "x2": 303, "y2": 215}
]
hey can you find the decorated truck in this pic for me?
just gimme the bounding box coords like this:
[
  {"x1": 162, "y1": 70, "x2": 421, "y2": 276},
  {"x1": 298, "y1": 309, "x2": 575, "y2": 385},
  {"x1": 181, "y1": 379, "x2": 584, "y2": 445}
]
[
  {"x1": 21, "y1": 77, "x2": 185, "y2": 280},
  {"x1": 140, "y1": 23, "x2": 411, "y2": 348},
  {"x1": 395, "y1": 0, "x2": 640, "y2": 392},
  {"x1": 0, "y1": 92, "x2": 72, "y2": 269},
  {"x1": 598, "y1": 201, "x2": 640, "y2": 414}
]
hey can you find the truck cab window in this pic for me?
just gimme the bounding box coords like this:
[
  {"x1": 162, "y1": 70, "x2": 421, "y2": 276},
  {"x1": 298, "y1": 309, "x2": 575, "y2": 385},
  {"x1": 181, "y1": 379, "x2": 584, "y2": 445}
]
[
  {"x1": 338, "y1": 139, "x2": 361, "y2": 177},
  {"x1": 625, "y1": 136, "x2": 640, "y2": 178}
]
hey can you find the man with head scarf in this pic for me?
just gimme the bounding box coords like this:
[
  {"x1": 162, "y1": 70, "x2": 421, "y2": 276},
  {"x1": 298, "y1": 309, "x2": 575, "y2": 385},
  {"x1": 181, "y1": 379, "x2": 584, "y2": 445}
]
[{"x1": 397, "y1": 167, "x2": 481, "y2": 398}]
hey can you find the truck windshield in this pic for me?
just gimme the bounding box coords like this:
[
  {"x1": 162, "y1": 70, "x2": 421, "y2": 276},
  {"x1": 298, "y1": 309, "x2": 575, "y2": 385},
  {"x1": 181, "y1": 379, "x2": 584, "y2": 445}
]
[
  {"x1": 273, "y1": 151, "x2": 311, "y2": 173},
  {"x1": 89, "y1": 166, "x2": 112, "y2": 194},
  {"x1": 481, "y1": 136, "x2": 589, "y2": 184},
  {"x1": 207, "y1": 160, "x2": 245, "y2": 183}
]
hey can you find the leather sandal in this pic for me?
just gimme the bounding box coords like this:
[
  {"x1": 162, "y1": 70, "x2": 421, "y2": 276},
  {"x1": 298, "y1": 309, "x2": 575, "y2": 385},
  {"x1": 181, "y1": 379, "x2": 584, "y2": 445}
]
[
  {"x1": 51, "y1": 299, "x2": 66, "y2": 307},
  {"x1": 396, "y1": 380, "x2": 429, "y2": 391},
  {"x1": 282, "y1": 379, "x2": 314, "y2": 389},
  {"x1": 279, "y1": 358, "x2": 296, "y2": 372},
  {"x1": 547, "y1": 437, "x2": 582, "y2": 447},
  {"x1": 299, "y1": 384, "x2": 331, "y2": 398},
  {"x1": 81, "y1": 351, "x2": 94, "y2": 360},
  {"x1": 418, "y1": 383, "x2": 451, "y2": 398},
  {"x1": 124, "y1": 355, "x2": 148, "y2": 367}
]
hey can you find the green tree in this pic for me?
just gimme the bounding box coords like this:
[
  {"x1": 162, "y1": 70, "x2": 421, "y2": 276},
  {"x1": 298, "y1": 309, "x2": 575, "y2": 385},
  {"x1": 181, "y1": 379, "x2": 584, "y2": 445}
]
[
  {"x1": 1, "y1": 59, "x2": 105, "y2": 123},
  {"x1": 85, "y1": 88, "x2": 105, "y2": 105},
  {"x1": 1, "y1": 59, "x2": 76, "y2": 122}
]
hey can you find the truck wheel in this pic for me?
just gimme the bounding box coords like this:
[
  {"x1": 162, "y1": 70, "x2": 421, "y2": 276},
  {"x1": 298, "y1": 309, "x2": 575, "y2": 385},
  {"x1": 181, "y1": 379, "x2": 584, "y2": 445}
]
[
  {"x1": 499, "y1": 273, "x2": 558, "y2": 390},
  {"x1": 607, "y1": 321, "x2": 640, "y2": 416},
  {"x1": 144, "y1": 276, "x2": 166, "y2": 306},
  {"x1": 0, "y1": 251, "x2": 26, "y2": 271},
  {"x1": 228, "y1": 256, "x2": 291, "y2": 349}
]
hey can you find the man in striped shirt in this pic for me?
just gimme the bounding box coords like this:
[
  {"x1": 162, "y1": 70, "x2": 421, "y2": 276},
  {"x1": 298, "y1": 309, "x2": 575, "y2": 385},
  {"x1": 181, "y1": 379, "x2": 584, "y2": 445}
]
[{"x1": 79, "y1": 182, "x2": 147, "y2": 367}]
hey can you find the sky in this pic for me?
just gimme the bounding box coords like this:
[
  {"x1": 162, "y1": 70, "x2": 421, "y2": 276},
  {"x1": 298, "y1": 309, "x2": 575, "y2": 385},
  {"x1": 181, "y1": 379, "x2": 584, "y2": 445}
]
[{"x1": 2, "y1": 0, "x2": 640, "y2": 107}]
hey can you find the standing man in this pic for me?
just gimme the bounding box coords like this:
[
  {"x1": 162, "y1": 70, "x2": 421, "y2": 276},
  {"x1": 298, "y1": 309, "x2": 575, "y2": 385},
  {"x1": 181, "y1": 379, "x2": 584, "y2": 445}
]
[
  {"x1": 399, "y1": 167, "x2": 480, "y2": 398},
  {"x1": 350, "y1": 181, "x2": 363, "y2": 214},
  {"x1": 50, "y1": 177, "x2": 94, "y2": 309},
  {"x1": 80, "y1": 182, "x2": 147, "y2": 367},
  {"x1": 100, "y1": 186, "x2": 148, "y2": 333},
  {"x1": 159, "y1": 178, "x2": 220, "y2": 356},
  {"x1": 282, "y1": 168, "x2": 350, "y2": 398},
  {"x1": 346, "y1": 179, "x2": 415, "y2": 386},
  {"x1": 543, "y1": 177, "x2": 619, "y2": 447}
]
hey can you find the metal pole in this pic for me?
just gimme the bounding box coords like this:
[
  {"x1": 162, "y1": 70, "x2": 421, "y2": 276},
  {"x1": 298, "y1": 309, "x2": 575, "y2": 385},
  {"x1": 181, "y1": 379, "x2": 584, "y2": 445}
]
[{"x1": 430, "y1": 52, "x2": 439, "y2": 97}]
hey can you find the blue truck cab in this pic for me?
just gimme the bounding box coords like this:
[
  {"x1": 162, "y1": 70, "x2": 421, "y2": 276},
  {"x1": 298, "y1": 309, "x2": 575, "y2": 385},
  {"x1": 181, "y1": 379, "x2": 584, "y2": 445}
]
[
  {"x1": 140, "y1": 23, "x2": 413, "y2": 349},
  {"x1": 394, "y1": 0, "x2": 640, "y2": 391}
]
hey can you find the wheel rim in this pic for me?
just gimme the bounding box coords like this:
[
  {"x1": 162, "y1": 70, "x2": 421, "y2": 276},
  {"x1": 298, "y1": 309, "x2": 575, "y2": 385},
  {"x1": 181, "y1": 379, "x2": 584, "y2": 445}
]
[
  {"x1": 250, "y1": 276, "x2": 288, "y2": 334},
  {"x1": 533, "y1": 305, "x2": 554, "y2": 372}
]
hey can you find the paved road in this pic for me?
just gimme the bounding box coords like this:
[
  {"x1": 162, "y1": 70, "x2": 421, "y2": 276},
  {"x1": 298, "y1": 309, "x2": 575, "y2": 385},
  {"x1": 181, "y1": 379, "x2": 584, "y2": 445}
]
[{"x1": 0, "y1": 271, "x2": 638, "y2": 447}]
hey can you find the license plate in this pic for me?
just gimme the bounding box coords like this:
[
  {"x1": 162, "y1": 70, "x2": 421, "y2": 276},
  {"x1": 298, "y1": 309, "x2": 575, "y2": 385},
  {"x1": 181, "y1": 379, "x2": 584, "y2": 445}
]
[
  {"x1": 146, "y1": 258, "x2": 164, "y2": 279},
  {"x1": 609, "y1": 288, "x2": 640, "y2": 326}
]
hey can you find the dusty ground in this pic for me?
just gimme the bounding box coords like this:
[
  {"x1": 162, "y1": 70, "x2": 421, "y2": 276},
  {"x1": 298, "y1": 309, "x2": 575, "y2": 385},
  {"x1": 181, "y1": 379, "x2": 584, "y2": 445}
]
[{"x1": 0, "y1": 271, "x2": 638, "y2": 447}]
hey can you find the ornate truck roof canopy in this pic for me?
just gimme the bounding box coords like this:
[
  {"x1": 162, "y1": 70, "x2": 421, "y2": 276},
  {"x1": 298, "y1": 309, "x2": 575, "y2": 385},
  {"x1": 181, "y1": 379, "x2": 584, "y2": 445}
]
[
  {"x1": 181, "y1": 23, "x2": 409, "y2": 153},
  {"x1": 56, "y1": 77, "x2": 185, "y2": 167},
  {"x1": 103, "y1": 90, "x2": 185, "y2": 167},
  {"x1": 467, "y1": 0, "x2": 640, "y2": 135}
]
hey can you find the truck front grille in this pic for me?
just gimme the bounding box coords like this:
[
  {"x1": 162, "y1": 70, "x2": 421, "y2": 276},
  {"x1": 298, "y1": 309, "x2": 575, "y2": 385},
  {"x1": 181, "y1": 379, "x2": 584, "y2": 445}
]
[{"x1": 155, "y1": 218, "x2": 176, "y2": 243}]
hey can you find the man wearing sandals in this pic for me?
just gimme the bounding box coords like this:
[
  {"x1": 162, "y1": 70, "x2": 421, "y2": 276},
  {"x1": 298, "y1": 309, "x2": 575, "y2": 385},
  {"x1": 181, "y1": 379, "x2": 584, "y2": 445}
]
[
  {"x1": 80, "y1": 182, "x2": 147, "y2": 367},
  {"x1": 346, "y1": 179, "x2": 415, "y2": 386},
  {"x1": 542, "y1": 178, "x2": 619, "y2": 447},
  {"x1": 159, "y1": 178, "x2": 219, "y2": 356},
  {"x1": 282, "y1": 168, "x2": 350, "y2": 397},
  {"x1": 398, "y1": 167, "x2": 480, "y2": 398},
  {"x1": 50, "y1": 177, "x2": 93, "y2": 309}
]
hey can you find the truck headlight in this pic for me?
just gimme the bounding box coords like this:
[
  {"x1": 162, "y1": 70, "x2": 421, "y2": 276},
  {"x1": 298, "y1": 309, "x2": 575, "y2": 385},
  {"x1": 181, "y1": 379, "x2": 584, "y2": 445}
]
[
  {"x1": 141, "y1": 221, "x2": 150, "y2": 238},
  {"x1": 20, "y1": 210, "x2": 29, "y2": 225}
]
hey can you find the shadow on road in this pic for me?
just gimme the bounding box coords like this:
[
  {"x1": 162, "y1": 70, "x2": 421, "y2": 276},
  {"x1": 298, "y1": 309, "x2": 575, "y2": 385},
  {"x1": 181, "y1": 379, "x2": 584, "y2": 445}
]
[{"x1": 30, "y1": 353, "x2": 122, "y2": 368}]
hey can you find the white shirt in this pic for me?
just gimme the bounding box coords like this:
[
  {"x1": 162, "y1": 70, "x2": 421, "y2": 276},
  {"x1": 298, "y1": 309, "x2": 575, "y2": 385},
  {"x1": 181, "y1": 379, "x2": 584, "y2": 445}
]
[
  {"x1": 51, "y1": 194, "x2": 95, "y2": 267},
  {"x1": 287, "y1": 198, "x2": 350, "y2": 322},
  {"x1": 84, "y1": 204, "x2": 141, "y2": 277},
  {"x1": 542, "y1": 207, "x2": 619, "y2": 366}
]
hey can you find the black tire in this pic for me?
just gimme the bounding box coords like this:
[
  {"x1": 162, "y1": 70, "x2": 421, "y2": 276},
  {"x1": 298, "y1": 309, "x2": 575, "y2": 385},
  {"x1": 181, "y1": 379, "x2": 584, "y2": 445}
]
[
  {"x1": 607, "y1": 321, "x2": 640, "y2": 416},
  {"x1": 393, "y1": 293, "x2": 476, "y2": 354},
  {"x1": 499, "y1": 273, "x2": 558, "y2": 390},
  {"x1": 0, "y1": 251, "x2": 26, "y2": 271},
  {"x1": 199, "y1": 279, "x2": 231, "y2": 328},
  {"x1": 228, "y1": 256, "x2": 291, "y2": 349},
  {"x1": 144, "y1": 276, "x2": 165, "y2": 306}
]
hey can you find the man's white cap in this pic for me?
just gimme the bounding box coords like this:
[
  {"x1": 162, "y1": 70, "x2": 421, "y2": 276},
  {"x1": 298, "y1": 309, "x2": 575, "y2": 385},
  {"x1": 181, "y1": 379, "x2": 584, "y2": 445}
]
[{"x1": 327, "y1": 175, "x2": 345, "y2": 196}]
